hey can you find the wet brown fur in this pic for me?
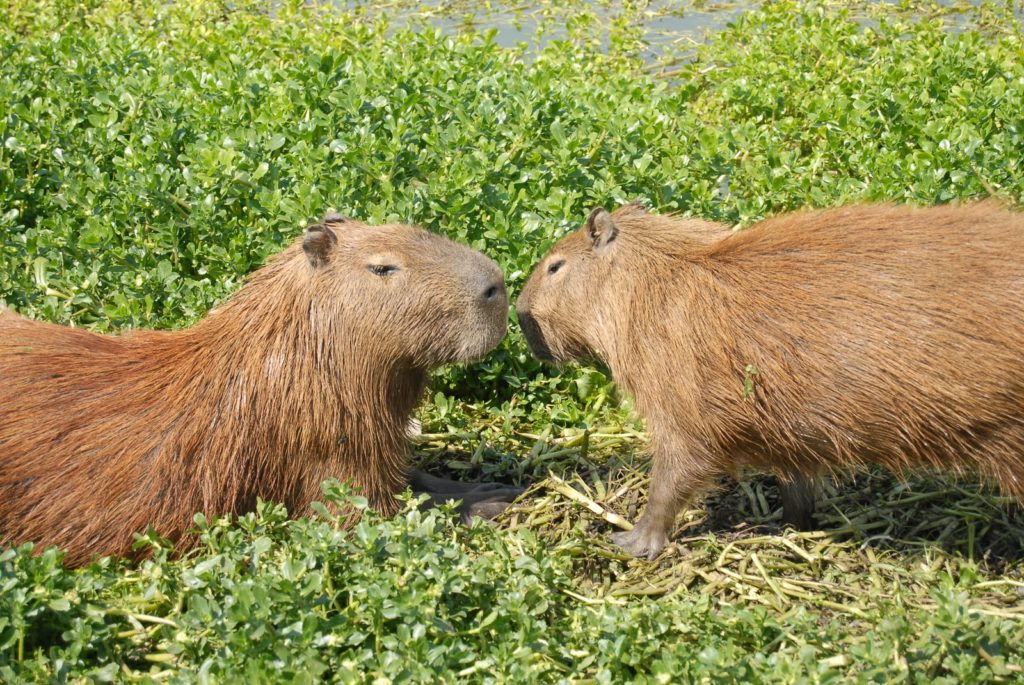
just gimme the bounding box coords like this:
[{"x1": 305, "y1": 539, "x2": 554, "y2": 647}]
[
  {"x1": 0, "y1": 215, "x2": 508, "y2": 566},
  {"x1": 517, "y1": 201, "x2": 1024, "y2": 558}
]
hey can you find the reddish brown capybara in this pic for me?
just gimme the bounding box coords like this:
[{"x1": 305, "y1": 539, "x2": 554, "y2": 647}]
[
  {"x1": 0, "y1": 212, "x2": 522, "y2": 566},
  {"x1": 516, "y1": 201, "x2": 1024, "y2": 559}
]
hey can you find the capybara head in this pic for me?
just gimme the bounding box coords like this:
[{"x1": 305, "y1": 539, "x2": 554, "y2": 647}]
[
  {"x1": 515, "y1": 207, "x2": 621, "y2": 364},
  {"x1": 303, "y1": 213, "x2": 508, "y2": 365},
  {"x1": 516, "y1": 202, "x2": 716, "y2": 364}
]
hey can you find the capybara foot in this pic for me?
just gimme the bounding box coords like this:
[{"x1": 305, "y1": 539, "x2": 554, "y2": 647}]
[
  {"x1": 417, "y1": 480, "x2": 525, "y2": 522},
  {"x1": 456, "y1": 483, "x2": 526, "y2": 523},
  {"x1": 781, "y1": 503, "x2": 816, "y2": 531},
  {"x1": 409, "y1": 469, "x2": 523, "y2": 497},
  {"x1": 611, "y1": 524, "x2": 669, "y2": 560},
  {"x1": 461, "y1": 498, "x2": 518, "y2": 523},
  {"x1": 464, "y1": 481, "x2": 524, "y2": 496},
  {"x1": 460, "y1": 483, "x2": 526, "y2": 522},
  {"x1": 472, "y1": 482, "x2": 526, "y2": 498}
]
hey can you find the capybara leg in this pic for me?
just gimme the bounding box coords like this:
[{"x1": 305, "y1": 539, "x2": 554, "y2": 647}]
[
  {"x1": 409, "y1": 468, "x2": 499, "y2": 495},
  {"x1": 611, "y1": 456, "x2": 706, "y2": 560},
  {"x1": 409, "y1": 469, "x2": 525, "y2": 521},
  {"x1": 415, "y1": 489, "x2": 524, "y2": 522},
  {"x1": 779, "y1": 471, "x2": 818, "y2": 530}
]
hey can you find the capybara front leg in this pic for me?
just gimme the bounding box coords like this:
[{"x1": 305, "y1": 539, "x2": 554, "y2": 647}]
[
  {"x1": 409, "y1": 468, "x2": 496, "y2": 495},
  {"x1": 779, "y1": 471, "x2": 818, "y2": 530},
  {"x1": 611, "y1": 455, "x2": 709, "y2": 560}
]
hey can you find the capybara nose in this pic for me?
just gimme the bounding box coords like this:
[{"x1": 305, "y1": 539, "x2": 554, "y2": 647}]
[{"x1": 481, "y1": 281, "x2": 506, "y2": 305}]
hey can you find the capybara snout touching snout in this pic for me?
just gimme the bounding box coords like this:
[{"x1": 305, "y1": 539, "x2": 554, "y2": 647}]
[
  {"x1": 518, "y1": 201, "x2": 1024, "y2": 559},
  {"x1": 0, "y1": 211, "x2": 519, "y2": 566}
]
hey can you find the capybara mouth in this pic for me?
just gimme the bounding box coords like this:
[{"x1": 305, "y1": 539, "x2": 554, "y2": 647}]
[
  {"x1": 516, "y1": 310, "x2": 554, "y2": 362},
  {"x1": 470, "y1": 321, "x2": 509, "y2": 361},
  {"x1": 452, "y1": 309, "x2": 508, "y2": 363}
]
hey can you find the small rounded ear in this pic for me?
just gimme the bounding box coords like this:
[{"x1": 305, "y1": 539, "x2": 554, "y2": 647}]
[
  {"x1": 322, "y1": 211, "x2": 348, "y2": 225},
  {"x1": 586, "y1": 207, "x2": 618, "y2": 256},
  {"x1": 303, "y1": 223, "x2": 338, "y2": 268}
]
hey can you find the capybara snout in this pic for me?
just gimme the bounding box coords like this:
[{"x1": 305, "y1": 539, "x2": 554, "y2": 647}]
[
  {"x1": 515, "y1": 310, "x2": 553, "y2": 362},
  {"x1": 452, "y1": 252, "x2": 508, "y2": 362},
  {"x1": 519, "y1": 201, "x2": 1024, "y2": 559}
]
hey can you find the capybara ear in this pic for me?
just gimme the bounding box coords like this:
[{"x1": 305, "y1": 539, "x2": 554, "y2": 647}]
[
  {"x1": 303, "y1": 223, "x2": 338, "y2": 268},
  {"x1": 586, "y1": 207, "x2": 619, "y2": 256},
  {"x1": 322, "y1": 211, "x2": 348, "y2": 225}
]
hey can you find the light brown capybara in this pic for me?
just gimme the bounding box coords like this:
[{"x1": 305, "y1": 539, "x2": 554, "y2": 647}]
[
  {"x1": 516, "y1": 201, "x2": 1024, "y2": 559},
  {"x1": 0, "y1": 212, "x2": 522, "y2": 566}
]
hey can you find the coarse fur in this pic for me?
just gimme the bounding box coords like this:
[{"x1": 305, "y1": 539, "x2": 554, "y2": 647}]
[
  {"x1": 0, "y1": 214, "x2": 513, "y2": 566},
  {"x1": 517, "y1": 201, "x2": 1024, "y2": 558}
]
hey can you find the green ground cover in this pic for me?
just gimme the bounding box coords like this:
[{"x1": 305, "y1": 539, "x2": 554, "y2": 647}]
[{"x1": 1, "y1": 0, "x2": 1023, "y2": 681}]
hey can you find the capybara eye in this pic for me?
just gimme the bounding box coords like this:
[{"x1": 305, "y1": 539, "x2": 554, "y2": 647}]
[
  {"x1": 368, "y1": 264, "x2": 398, "y2": 277},
  {"x1": 547, "y1": 259, "x2": 566, "y2": 275}
]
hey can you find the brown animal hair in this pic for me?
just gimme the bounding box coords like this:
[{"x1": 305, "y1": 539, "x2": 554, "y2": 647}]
[
  {"x1": 0, "y1": 213, "x2": 510, "y2": 566},
  {"x1": 517, "y1": 201, "x2": 1024, "y2": 558}
]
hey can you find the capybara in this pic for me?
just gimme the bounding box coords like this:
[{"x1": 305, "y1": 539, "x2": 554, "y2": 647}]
[
  {"x1": 0, "y1": 212, "x2": 522, "y2": 566},
  {"x1": 516, "y1": 201, "x2": 1024, "y2": 559}
]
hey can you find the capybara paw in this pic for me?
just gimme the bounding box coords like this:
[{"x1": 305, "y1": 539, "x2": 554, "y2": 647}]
[
  {"x1": 462, "y1": 499, "x2": 515, "y2": 522},
  {"x1": 610, "y1": 526, "x2": 669, "y2": 560}
]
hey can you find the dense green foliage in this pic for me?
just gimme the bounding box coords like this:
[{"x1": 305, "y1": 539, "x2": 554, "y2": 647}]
[
  {"x1": 4, "y1": 486, "x2": 1022, "y2": 683},
  {"x1": 2, "y1": 0, "x2": 1024, "y2": 681}
]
